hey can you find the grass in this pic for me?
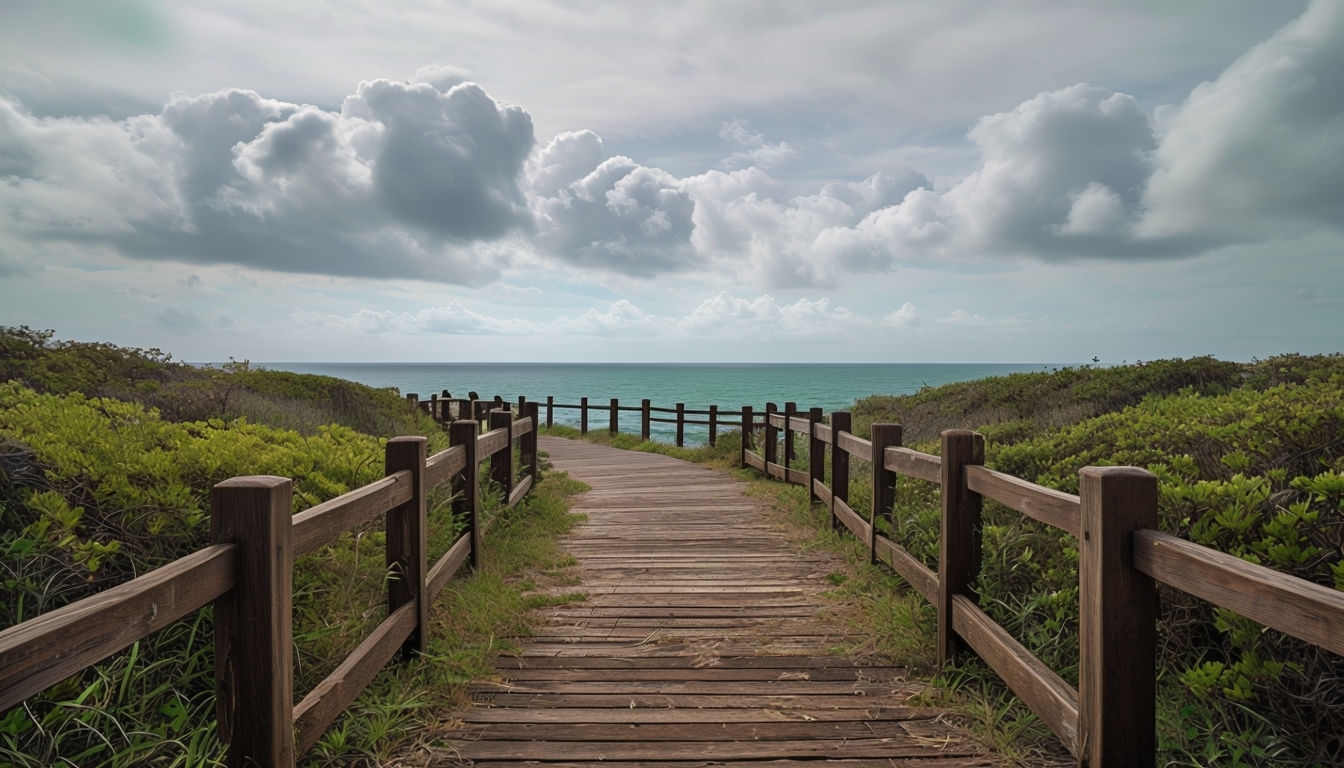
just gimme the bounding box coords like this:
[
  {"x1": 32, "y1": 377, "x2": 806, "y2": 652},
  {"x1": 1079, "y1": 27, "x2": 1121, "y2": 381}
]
[{"x1": 301, "y1": 467, "x2": 588, "y2": 766}]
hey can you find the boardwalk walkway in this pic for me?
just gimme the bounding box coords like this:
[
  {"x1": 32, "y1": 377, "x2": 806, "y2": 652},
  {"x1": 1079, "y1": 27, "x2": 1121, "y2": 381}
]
[{"x1": 440, "y1": 437, "x2": 991, "y2": 766}]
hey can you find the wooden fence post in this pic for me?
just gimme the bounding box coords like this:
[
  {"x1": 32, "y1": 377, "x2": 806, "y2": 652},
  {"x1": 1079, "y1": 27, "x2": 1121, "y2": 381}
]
[
  {"x1": 938, "y1": 429, "x2": 984, "y2": 666},
  {"x1": 525, "y1": 401, "x2": 540, "y2": 488},
  {"x1": 783, "y1": 402, "x2": 797, "y2": 469},
  {"x1": 641, "y1": 399, "x2": 651, "y2": 442},
  {"x1": 212, "y1": 476, "x2": 294, "y2": 768},
  {"x1": 546, "y1": 396, "x2": 554, "y2": 428},
  {"x1": 580, "y1": 397, "x2": 589, "y2": 435},
  {"x1": 490, "y1": 409, "x2": 514, "y2": 497},
  {"x1": 739, "y1": 405, "x2": 753, "y2": 469},
  {"x1": 609, "y1": 398, "x2": 619, "y2": 436},
  {"x1": 830, "y1": 412, "x2": 851, "y2": 532},
  {"x1": 676, "y1": 403, "x2": 686, "y2": 447},
  {"x1": 764, "y1": 403, "x2": 778, "y2": 470},
  {"x1": 870, "y1": 424, "x2": 902, "y2": 565},
  {"x1": 384, "y1": 436, "x2": 427, "y2": 659},
  {"x1": 451, "y1": 420, "x2": 481, "y2": 570},
  {"x1": 808, "y1": 407, "x2": 824, "y2": 504},
  {"x1": 1079, "y1": 467, "x2": 1157, "y2": 768}
]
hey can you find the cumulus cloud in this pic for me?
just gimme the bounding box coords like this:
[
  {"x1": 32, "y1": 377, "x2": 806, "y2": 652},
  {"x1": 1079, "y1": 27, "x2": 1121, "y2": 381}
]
[
  {"x1": 882, "y1": 302, "x2": 922, "y2": 329},
  {"x1": 4, "y1": 0, "x2": 1340, "y2": 299},
  {"x1": 719, "y1": 119, "x2": 795, "y2": 169},
  {"x1": 0, "y1": 76, "x2": 535, "y2": 284},
  {"x1": 533, "y1": 155, "x2": 699, "y2": 276},
  {"x1": 1138, "y1": 0, "x2": 1344, "y2": 239},
  {"x1": 943, "y1": 83, "x2": 1156, "y2": 256},
  {"x1": 679, "y1": 292, "x2": 861, "y2": 337},
  {"x1": 685, "y1": 169, "x2": 930, "y2": 287}
]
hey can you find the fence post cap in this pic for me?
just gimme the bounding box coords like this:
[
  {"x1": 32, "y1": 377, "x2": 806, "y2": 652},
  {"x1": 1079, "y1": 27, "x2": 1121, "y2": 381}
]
[
  {"x1": 1079, "y1": 465, "x2": 1156, "y2": 481},
  {"x1": 214, "y1": 475, "x2": 290, "y2": 489}
]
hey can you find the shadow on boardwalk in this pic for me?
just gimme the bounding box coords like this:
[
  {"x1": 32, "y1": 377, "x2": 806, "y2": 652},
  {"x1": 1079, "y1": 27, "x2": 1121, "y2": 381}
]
[{"x1": 434, "y1": 436, "x2": 995, "y2": 766}]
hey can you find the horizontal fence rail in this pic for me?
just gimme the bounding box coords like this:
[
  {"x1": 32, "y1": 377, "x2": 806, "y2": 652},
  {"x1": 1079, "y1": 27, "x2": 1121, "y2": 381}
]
[
  {"x1": 738, "y1": 407, "x2": 1344, "y2": 768},
  {"x1": 0, "y1": 403, "x2": 541, "y2": 767},
  {"x1": 408, "y1": 392, "x2": 759, "y2": 448}
]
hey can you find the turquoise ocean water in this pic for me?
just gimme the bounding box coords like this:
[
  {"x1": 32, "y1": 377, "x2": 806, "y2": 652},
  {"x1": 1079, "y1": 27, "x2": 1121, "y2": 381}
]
[{"x1": 264, "y1": 362, "x2": 1055, "y2": 444}]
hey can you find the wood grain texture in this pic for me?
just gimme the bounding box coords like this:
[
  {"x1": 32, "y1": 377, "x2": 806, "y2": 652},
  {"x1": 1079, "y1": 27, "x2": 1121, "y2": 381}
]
[
  {"x1": 835, "y1": 430, "x2": 871, "y2": 461},
  {"x1": 1134, "y1": 529, "x2": 1344, "y2": 657},
  {"x1": 886, "y1": 446, "x2": 941, "y2": 484},
  {"x1": 0, "y1": 544, "x2": 236, "y2": 712},
  {"x1": 292, "y1": 603, "x2": 417, "y2": 754},
  {"x1": 433, "y1": 437, "x2": 987, "y2": 766},
  {"x1": 291, "y1": 472, "x2": 413, "y2": 557},
  {"x1": 874, "y1": 536, "x2": 938, "y2": 604},
  {"x1": 951, "y1": 595, "x2": 1079, "y2": 754},
  {"x1": 965, "y1": 465, "x2": 1079, "y2": 537},
  {"x1": 424, "y1": 445, "x2": 466, "y2": 491}
]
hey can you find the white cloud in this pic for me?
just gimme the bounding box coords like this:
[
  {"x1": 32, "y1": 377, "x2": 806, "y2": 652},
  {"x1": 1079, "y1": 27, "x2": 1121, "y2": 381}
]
[
  {"x1": 719, "y1": 119, "x2": 795, "y2": 169},
  {"x1": 882, "y1": 302, "x2": 922, "y2": 329},
  {"x1": 533, "y1": 156, "x2": 698, "y2": 276},
  {"x1": 943, "y1": 83, "x2": 1155, "y2": 257},
  {"x1": 1138, "y1": 0, "x2": 1344, "y2": 239},
  {"x1": 938, "y1": 309, "x2": 988, "y2": 326},
  {"x1": 0, "y1": 79, "x2": 535, "y2": 285}
]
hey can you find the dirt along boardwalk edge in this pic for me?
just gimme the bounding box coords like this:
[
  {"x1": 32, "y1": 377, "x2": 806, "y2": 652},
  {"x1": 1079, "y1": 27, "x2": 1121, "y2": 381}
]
[{"x1": 432, "y1": 436, "x2": 994, "y2": 766}]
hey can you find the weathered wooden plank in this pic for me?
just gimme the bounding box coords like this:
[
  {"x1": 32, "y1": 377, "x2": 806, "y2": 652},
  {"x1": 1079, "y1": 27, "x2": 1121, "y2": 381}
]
[
  {"x1": 423, "y1": 444, "x2": 466, "y2": 491},
  {"x1": 832, "y1": 497, "x2": 870, "y2": 542},
  {"x1": 470, "y1": 436, "x2": 987, "y2": 766},
  {"x1": 813, "y1": 478, "x2": 833, "y2": 506},
  {"x1": 426, "y1": 532, "x2": 472, "y2": 599},
  {"x1": 507, "y1": 473, "x2": 533, "y2": 508},
  {"x1": 950, "y1": 594, "x2": 1079, "y2": 754},
  {"x1": 460, "y1": 760, "x2": 998, "y2": 768},
  {"x1": 965, "y1": 465, "x2": 1080, "y2": 537},
  {"x1": 0, "y1": 544, "x2": 236, "y2": 713},
  {"x1": 291, "y1": 472, "x2": 413, "y2": 557},
  {"x1": 460, "y1": 705, "x2": 940, "y2": 723},
  {"x1": 454, "y1": 737, "x2": 980, "y2": 761},
  {"x1": 835, "y1": 430, "x2": 870, "y2": 460},
  {"x1": 450, "y1": 719, "x2": 935, "y2": 741},
  {"x1": 292, "y1": 602, "x2": 417, "y2": 754},
  {"x1": 477, "y1": 427, "x2": 509, "y2": 458},
  {"x1": 874, "y1": 535, "x2": 938, "y2": 603},
  {"x1": 510, "y1": 416, "x2": 533, "y2": 440},
  {"x1": 1135, "y1": 529, "x2": 1344, "y2": 657},
  {"x1": 885, "y1": 446, "x2": 941, "y2": 484},
  {"x1": 786, "y1": 467, "x2": 809, "y2": 486},
  {"x1": 744, "y1": 451, "x2": 766, "y2": 471}
]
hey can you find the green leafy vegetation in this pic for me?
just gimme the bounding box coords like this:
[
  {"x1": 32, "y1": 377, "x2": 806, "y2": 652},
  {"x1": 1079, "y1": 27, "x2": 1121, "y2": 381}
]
[
  {"x1": 0, "y1": 328, "x2": 584, "y2": 766},
  {"x1": 850, "y1": 354, "x2": 1344, "y2": 766}
]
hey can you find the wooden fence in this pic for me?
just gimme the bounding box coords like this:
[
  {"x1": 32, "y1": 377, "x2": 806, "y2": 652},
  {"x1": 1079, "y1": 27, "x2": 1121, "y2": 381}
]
[
  {"x1": 742, "y1": 406, "x2": 1344, "y2": 768},
  {"x1": 0, "y1": 404, "x2": 540, "y2": 767},
  {"x1": 408, "y1": 392, "x2": 749, "y2": 448}
]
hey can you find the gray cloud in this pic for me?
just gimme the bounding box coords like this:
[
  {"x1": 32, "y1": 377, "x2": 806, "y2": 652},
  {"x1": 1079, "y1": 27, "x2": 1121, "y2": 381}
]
[
  {"x1": 1, "y1": 77, "x2": 535, "y2": 285},
  {"x1": 534, "y1": 155, "x2": 699, "y2": 276},
  {"x1": 1138, "y1": 0, "x2": 1344, "y2": 239}
]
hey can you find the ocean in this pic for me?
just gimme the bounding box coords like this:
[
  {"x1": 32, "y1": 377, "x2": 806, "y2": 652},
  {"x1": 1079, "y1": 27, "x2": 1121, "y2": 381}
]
[{"x1": 262, "y1": 362, "x2": 1056, "y2": 444}]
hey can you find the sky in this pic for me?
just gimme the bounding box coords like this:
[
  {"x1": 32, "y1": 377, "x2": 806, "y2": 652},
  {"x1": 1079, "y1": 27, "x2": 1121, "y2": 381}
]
[{"x1": 1, "y1": 1, "x2": 1341, "y2": 364}]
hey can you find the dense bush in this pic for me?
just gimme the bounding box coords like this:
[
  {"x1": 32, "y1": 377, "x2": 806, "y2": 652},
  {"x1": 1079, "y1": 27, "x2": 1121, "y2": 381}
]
[
  {"x1": 0, "y1": 330, "x2": 456, "y2": 765},
  {"x1": 857, "y1": 354, "x2": 1344, "y2": 765}
]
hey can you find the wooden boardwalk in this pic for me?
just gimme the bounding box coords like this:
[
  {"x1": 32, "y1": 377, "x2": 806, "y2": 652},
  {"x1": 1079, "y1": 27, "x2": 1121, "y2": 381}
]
[{"x1": 439, "y1": 437, "x2": 992, "y2": 766}]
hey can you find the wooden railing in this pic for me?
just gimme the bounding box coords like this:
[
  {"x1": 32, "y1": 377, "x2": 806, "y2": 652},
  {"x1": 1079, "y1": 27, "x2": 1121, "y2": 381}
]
[
  {"x1": 743, "y1": 407, "x2": 1344, "y2": 768},
  {"x1": 409, "y1": 392, "x2": 751, "y2": 448},
  {"x1": 0, "y1": 404, "x2": 540, "y2": 767}
]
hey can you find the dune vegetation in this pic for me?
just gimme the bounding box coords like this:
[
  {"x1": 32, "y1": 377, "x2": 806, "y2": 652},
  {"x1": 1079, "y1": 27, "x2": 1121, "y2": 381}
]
[
  {"x1": 3, "y1": 326, "x2": 1341, "y2": 766},
  {"x1": 0, "y1": 327, "x2": 583, "y2": 766}
]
